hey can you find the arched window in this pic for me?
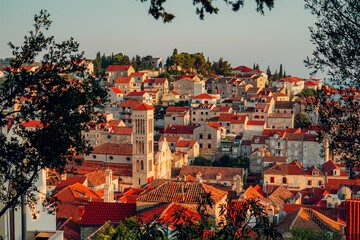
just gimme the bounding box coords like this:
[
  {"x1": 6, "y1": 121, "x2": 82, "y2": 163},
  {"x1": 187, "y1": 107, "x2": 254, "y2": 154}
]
[
  {"x1": 282, "y1": 177, "x2": 287, "y2": 184},
  {"x1": 141, "y1": 160, "x2": 144, "y2": 170}
]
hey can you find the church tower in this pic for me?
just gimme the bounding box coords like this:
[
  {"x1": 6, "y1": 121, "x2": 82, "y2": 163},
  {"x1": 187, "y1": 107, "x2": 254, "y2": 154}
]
[{"x1": 132, "y1": 103, "x2": 155, "y2": 187}]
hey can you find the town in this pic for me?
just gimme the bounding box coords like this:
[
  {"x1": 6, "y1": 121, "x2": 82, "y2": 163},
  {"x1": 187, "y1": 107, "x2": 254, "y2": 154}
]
[{"x1": 0, "y1": 53, "x2": 359, "y2": 240}]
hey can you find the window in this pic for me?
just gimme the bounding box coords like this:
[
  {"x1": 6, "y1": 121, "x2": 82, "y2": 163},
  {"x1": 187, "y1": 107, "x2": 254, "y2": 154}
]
[
  {"x1": 199, "y1": 143, "x2": 203, "y2": 148},
  {"x1": 318, "y1": 180, "x2": 322, "y2": 186},
  {"x1": 308, "y1": 180, "x2": 312, "y2": 186},
  {"x1": 282, "y1": 177, "x2": 287, "y2": 184},
  {"x1": 109, "y1": 156, "x2": 113, "y2": 160},
  {"x1": 92, "y1": 155, "x2": 97, "y2": 159},
  {"x1": 226, "y1": 123, "x2": 230, "y2": 126},
  {"x1": 141, "y1": 160, "x2": 144, "y2": 170},
  {"x1": 207, "y1": 134, "x2": 211, "y2": 139},
  {"x1": 193, "y1": 112, "x2": 196, "y2": 115},
  {"x1": 207, "y1": 144, "x2": 211, "y2": 149},
  {"x1": 193, "y1": 118, "x2": 196, "y2": 122},
  {"x1": 126, "y1": 157, "x2": 131, "y2": 161},
  {"x1": 172, "y1": 116, "x2": 176, "y2": 121},
  {"x1": 270, "y1": 177, "x2": 275, "y2": 183},
  {"x1": 199, "y1": 133, "x2": 203, "y2": 139}
]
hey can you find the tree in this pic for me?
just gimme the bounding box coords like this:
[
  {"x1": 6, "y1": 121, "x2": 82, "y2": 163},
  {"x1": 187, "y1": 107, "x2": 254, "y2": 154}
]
[
  {"x1": 303, "y1": 0, "x2": 360, "y2": 176},
  {"x1": 192, "y1": 156, "x2": 211, "y2": 166},
  {"x1": 296, "y1": 88, "x2": 316, "y2": 98},
  {"x1": 304, "y1": 0, "x2": 360, "y2": 88},
  {"x1": 294, "y1": 112, "x2": 311, "y2": 129},
  {"x1": 0, "y1": 10, "x2": 107, "y2": 217},
  {"x1": 289, "y1": 227, "x2": 339, "y2": 240},
  {"x1": 139, "y1": 0, "x2": 275, "y2": 23},
  {"x1": 211, "y1": 57, "x2": 232, "y2": 76}
]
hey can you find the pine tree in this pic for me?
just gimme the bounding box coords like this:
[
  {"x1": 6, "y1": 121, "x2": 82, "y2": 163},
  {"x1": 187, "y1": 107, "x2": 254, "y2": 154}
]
[{"x1": 279, "y1": 64, "x2": 283, "y2": 78}]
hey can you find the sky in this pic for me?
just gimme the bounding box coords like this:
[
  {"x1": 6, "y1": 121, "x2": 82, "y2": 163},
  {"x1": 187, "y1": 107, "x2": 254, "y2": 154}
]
[{"x1": 0, "y1": 0, "x2": 320, "y2": 78}]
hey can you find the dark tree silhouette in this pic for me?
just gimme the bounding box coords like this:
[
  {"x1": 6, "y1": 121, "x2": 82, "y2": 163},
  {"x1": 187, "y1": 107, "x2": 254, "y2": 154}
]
[{"x1": 0, "y1": 10, "x2": 107, "y2": 217}]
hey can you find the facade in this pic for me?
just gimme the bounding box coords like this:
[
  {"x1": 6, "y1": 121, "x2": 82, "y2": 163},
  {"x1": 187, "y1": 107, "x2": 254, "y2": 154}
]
[
  {"x1": 154, "y1": 138, "x2": 172, "y2": 179},
  {"x1": 193, "y1": 122, "x2": 225, "y2": 159},
  {"x1": 164, "y1": 106, "x2": 191, "y2": 128}
]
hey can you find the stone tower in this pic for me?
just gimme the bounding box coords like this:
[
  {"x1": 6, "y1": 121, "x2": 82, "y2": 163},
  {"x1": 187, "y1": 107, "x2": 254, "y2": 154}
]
[{"x1": 132, "y1": 103, "x2": 155, "y2": 187}]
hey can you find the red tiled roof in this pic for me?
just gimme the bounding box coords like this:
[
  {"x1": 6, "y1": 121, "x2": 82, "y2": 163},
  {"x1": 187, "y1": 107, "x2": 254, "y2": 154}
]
[
  {"x1": 113, "y1": 126, "x2": 132, "y2": 135},
  {"x1": 53, "y1": 183, "x2": 103, "y2": 201},
  {"x1": 20, "y1": 120, "x2": 43, "y2": 128},
  {"x1": 159, "y1": 135, "x2": 181, "y2": 143},
  {"x1": 114, "y1": 77, "x2": 132, "y2": 83},
  {"x1": 92, "y1": 143, "x2": 132, "y2": 156},
  {"x1": 325, "y1": 179, "x2": 360, "y2": 189},
  {"x1": 264, "y1": 160, "x2": 306, "y2": 175},
  {"x1": 80, "y1": 202, "x2": 136, "y2": 226},
  {"x1": 127, "y1": 91, "x2": 147, "y2": 96},
  {"x1": 206, "y1": 122, "x2": 223, "y2": 129},
  {"x1": 279, "y1": 76, "x2": 304, "y2": 83},
  {"x1": 85, "y1": 170, "x2": 117, "y2": 187},
  {"x1": 106, "y1": 65, "x2": 131, "y2": 72},
  {"x1": 119, "y1": 99, "x2": 142, "y2": 108},
  {"x1": 133, "y1": 103, "x2": 154, "y2": 111},
  {"x1": 136, "y1": 181, "x2": 227, "y2": 203},
  {"x1": 247, "y1": 120, "x2": 265, "y2": 126},
  {"x1": 178, "y1": 166, "x2": 244, "y2": 182},
  {"x1": 130, "y1": 72, "x2": 145, "y2": 77},
  {"x1": 169, "y1": 90, "x2": 180, "y2": 95},
  {"x1": 177, "y1": 75, "x2": 197, "y2": 80},
  {"x1": 163, "y1": 125, "x2": 197, "y2": 135},
  {"x1": 192, "y1": 93, "x2": 217, "y2": 99},
  {"x1": 176, "y1": 139, "x2": 197, "y2": 148},
  {"x1": 53, "y1": 175, "x2": 87, "y2": 195},
  {"x1": 233, "y1": 66, "x2": 253, "y2": 72},
  {"x1": 166, "y1": 106, "x2": 189, "y2": 112},
  {"x1": 57, "y1": 217, "x2": 81, "y2": 240},
  {"x1": 111, "y1": 87, "x2": 123, "y2": 94},
  {"x1": 322, "y1": 160, "x2": 348, "y2": 177}
]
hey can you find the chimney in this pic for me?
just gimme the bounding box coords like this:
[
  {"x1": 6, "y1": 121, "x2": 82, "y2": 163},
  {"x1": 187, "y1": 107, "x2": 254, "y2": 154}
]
[
  {"x1": 196, "y1": 172, "x2": 202, "y2": 183},
  {"x1": 104, "y1": 168, "x2": 114, "y2": 203},
  {"x1": 234, "y1": 175, "x2": 243, "y2": 197}
]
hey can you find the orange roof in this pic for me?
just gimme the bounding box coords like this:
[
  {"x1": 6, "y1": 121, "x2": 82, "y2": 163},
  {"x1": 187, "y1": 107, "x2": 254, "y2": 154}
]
[
  {"x1": 159, "y1": 135, "x2": 182, "y2": 143},
  {"x1": 130, "y1": 72, "x2": 146, "y2": 77},
  {"x1": 233, "y1": 66, "x2": 253, "y2": 72},
  {"x1": 193, "y1": 93, "x2": 217, "y2": 99},
  {"x1": 119, "y1": 99, "x2": 142, "y2": 108},
  {"x1": 111, "y1": 87, "x2": 123, "y2": 94},
  {"x1": 85, "y1": 170, "x2": 117, "y2": 187},
  {"x1": 127, "y1": 91, "x2": 147, "y2": 96},
  {"x1": 113, "y1": 126, "x2": 132, "y2": 135},
  {"x1": 92, "y1": 143, "x2": 132, "y2": 156},
  {"x1": 54, "y1": 183, "x2": 103, "y2": 201},
  {"x1": 169, "y1": 90, "x2": 180, "y2": 95},
  {"x1": 20, "y1": 120, "x2": 43, "y2": 128},
  {"x1": 106, "y1": 65, "x2": 131, "y2": 72},
  {"x1": 175, "y1": 139, "x2": 197, "y2": 148},
  {"x1": 133, "y1": 103, "x2": 154, "y2": 111},
  {"x1": 114, "y1": 77, "x2": 132, "y2": 83},
  {"x1": 137, "y1": 181, "x2": 227, "y2": 203},
  {"x1": 247, "y1": 120, "x2": 265, "y2": 126},
  {"x1": 207, "y1": 122, "x2": 223, "y2": 129}
]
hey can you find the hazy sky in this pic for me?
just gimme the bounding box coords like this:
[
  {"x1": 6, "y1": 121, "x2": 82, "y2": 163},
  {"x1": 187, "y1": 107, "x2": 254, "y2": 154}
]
[{"x1": 0, "y1": 0, "x2": 319, "y2": 78}]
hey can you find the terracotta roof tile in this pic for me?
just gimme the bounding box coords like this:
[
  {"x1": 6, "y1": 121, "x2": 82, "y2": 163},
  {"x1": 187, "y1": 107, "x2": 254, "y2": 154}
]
[
  {"x1": 106, "y1": 65, "x2": 132, "y2": 72},
  {"x1": 322, "y1": 160, "x2": 348, "y2": 177},
  {"x1": 175, "y1": 139, "x2": 197, "y2": 147},
  {"x1": 136, "y1": 181, "x2": 227, "y2": 203},
  {"x1": 113, "y1": 126, "x2": 132, "y2": 135},
  {"x1": 111, "y1": 87, "x2": 123, "y2": 94},
  {"x1": 193, "y1": 93, "x2": 217, "y2": 99},
  {"x1": 92, "y1": 143, "x2": 132, "y2": 156},
  {"x1": 133, "y1": 103, "x2": 154, "y2": 111},
  {"x1": 114, "y1": 77, "x2": 132, "y2": 83},
  {"x1": 179, "y1": 166, "x2": 244, "y2": 182},
  {"x1": 80, "y1": 202, "x2": 136, "y2": 226},
  {"x1": 163, "y1": 125, "x2": 197, "y2": 135},
  {"x1": 119, "y1": 99, "x2": 143, "y2": 108}
]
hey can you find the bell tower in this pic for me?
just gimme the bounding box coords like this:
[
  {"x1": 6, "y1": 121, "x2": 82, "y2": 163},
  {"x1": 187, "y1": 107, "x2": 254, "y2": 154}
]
[{"x1": 132, "y1": 103, "x2": 155, "y2": 187}]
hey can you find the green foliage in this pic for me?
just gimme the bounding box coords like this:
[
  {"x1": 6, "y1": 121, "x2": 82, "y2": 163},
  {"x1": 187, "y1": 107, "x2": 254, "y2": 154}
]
[
  {"x1": 0, "y1": 10, "x2": 107, "y2": 217},
  {"x1": 294, "y1": 112, "x2": 311, "y2": 128},
  {"x1": 288, "y1": 227, "x2": 339, "y2": 240},
  {"x1": 304, "y1": 0, "x2": 360, "y2": 88},
  {"x1": 168, "y1": 50, "x2": 209, "y2": 75},
  {"x1": 297, "y1": 88, "x2": 316, "y2": 98},
  {"x1": 158, "y1": 72, "x2": 174, "y2": 82},
  {"x1": 212, "y1": 155, "x2": 249, "y2": 169},
  {"x1": 192, "y1": 156, "x2": 212, "y2": 166},
  {"x1": 211, "y1": 57, "x2": 232, "y2": 76},
  {"x1": 139, "y1": 0, "x2": 274, "y2": 23}
]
